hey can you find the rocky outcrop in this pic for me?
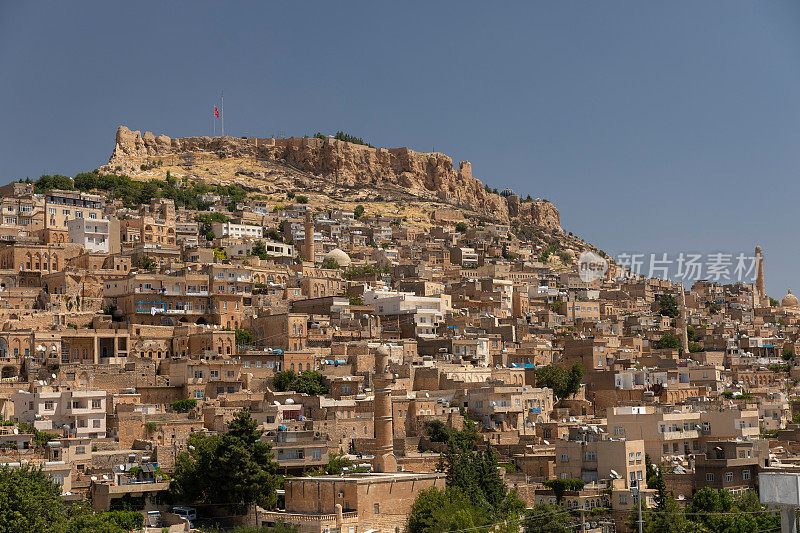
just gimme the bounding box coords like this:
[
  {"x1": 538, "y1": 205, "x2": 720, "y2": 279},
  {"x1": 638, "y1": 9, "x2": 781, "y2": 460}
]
[{"x1": 106, "y1": 126, "x2": 560, "y2": 230}]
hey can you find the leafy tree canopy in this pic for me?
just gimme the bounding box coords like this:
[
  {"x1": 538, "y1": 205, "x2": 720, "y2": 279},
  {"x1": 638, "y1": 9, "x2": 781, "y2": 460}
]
[
  {"x1": 542, "y1": 478, "x2": 584, "y2": 503},
  {"x1": 409, "y1": 438, "x2": 524, "y2": 532},
  {"x1": 171, "y1": 398, "x2": 197, "y2": 413},
  {"x1": 655, "y1": 333, "x2": 681, "y2": 350},
  {"x1": 0, "y1": 464, "x2": 143, "y2": 533},
  {"x1": 272, "y1": 370, "x2": 328, "y2": 395},
  {"x1": 235, "y1": 329, "x2": 255, "y2": 346},
  {"x1": 171, "y1": 410, "x2": 281, "y2": 514},
  {"x1": 657, "y1": 293, "x2": 679, "y2": 318},
  {"x1": 534, "y1": 363, "x2": 583, "y2": 400}
]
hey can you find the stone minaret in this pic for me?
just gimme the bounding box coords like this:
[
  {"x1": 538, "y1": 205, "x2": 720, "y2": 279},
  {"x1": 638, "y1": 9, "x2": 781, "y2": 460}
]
[
  {"x1": 755, "y1": 245, "x2": 767, "y2": 305},
  {"x1": 372, "y1": 345, "x2": 397, "y2": 473},
  {"x1": 303, "y1": 210, "x2": 314, "y2": 263},
  {"x1": 679, "y1": 283, "x2": 690, "y2": 354}
]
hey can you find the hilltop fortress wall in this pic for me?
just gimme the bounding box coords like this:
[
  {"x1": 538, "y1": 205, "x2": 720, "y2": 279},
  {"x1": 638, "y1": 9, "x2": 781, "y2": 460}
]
[{"x1": 104, "y1": 126, "x2": 560, "y2": 229}]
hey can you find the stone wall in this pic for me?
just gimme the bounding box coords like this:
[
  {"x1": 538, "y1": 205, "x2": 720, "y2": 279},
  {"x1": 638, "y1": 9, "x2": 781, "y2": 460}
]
[{"x1": 104, "y1": 126, "x2": 561, "y2": 229}]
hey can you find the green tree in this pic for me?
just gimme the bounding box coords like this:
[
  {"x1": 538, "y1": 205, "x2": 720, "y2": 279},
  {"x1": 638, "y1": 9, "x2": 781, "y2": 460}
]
[
  {"x1": 272, "y1": 370, "x2": 296, "y2": 391},
  {"x1": 657, "y1": 294, "x2": 679, "y2": 318},
  {"x1": 333, "y1": 131, "x2": 374, "y2": 148},
  {"x1": 272, "y1": 371, "x2": 328, "y2": 395},
  {"x1": 137, "y1": 256, "x2": 157, "y2": 271},
  {"x1": 522, "y1": 502, "x2": 573, "y2": 533},
  {"x1": 170, "y1": 398, "x2": 198, "y2": 413},
  {"x1": 408, "y1": 488, "x2": 491, "y2": 533},
  {"x1": 171, "y1": 410, "x2": 281, "y2": 514},
  {"x1": 783, "y1": 346, "x2": 795, "y2": 361},
  {"x1": 291, "y1": 371, "x2": 328, "y2": 395},
  {"x1": 236, "y1": 329, "x2": 255, "y2": 346},
  {"x1": 444, "y1": 444, "x2": 524, "y2": 516},
  {"x1": 251, "y1": 242, "x2": 268, "y2": 260},
  {"x1": 0, "y1": 465, "x2": 142, "y2": 533},
  {"x1": 408, "y1": 487, "x2": 489, "y2": 533},
  {"x1": 651, "y1": 465, "x2": 668, "y2": 509},
  {"x1": 534, "y1": 363, "x2": 583, "y2": 400},
  {"x1": 409, "y1": 441, "x2": 524, "y2": 532},
  {"x1": 542, "y1": 478, "x2": 584, "y2": 504},
  {"x1": 0, "y1": 464, "x2": 65, "y2": 532},
  {"x1": 426, "y1": 418, "x2": 478, "y2": 451},
  {"x1": 354, "y1": 205, "x2": 365, "y2": 219},
  {"x1": 655, "y1": 333, "x2": 681, "y2": 350},
  {"x1": 644, "y1": 453, "x2": 656, "y2": 486},
  {"x1": 33, "y1": 174, "x2": 74, "y2": 193},
  {"x1": 629, "y1": 494, "x2": 701, "y2": 533},
  {"x1": 455, "y1": 222, "x2": 468, "y2": 233},
  {"x1": 689, "y1": 342, "x2": 703, "y2": 353},
  {"x1": 321, "y1": 258, "x2": 340, "y2": 270},
  {"x1": 322, "y1": 453, "x2": 353, "y2": 475}
]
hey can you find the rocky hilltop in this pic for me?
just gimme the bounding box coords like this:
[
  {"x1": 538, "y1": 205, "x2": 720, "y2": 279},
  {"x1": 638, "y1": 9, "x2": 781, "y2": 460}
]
[{"x1": 104, "y1": 126, "x2": 560, "y2": 230}]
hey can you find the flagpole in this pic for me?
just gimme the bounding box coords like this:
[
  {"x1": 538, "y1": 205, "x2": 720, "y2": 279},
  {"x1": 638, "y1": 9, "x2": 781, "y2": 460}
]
[
  {"x1": 213, "y1": 106, "x2": 216, "y2": 137},
  {"x1": 221, "y1": 91, "x2": 224, "y2": 137}
]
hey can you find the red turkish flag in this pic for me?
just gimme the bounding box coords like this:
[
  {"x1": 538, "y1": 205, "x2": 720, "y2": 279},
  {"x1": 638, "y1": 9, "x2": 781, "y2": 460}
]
[{"x1": 214, "y1": 106, "x2": 219, "y2": 118}]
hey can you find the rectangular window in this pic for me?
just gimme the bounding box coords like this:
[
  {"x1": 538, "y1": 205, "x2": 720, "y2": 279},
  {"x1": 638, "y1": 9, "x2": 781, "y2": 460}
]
[
  {"x1": 194, "y1": 390, "x2": 203, "y2": 399},
  {"x1": 374, "y1": 503, "x2": 379, "y2": 514},
  {"x1": 725, "y1": 472, "x2": 733, "y2": 483},
  {"x1": 91, "y1": 399, "x2": 101, "y2": 409},
  {"x1": 743, "y1": 470, "x2": 750, "y2": 480},
  {"x1": 706, "y1": 473, "x2": 714, "y2": 482}
]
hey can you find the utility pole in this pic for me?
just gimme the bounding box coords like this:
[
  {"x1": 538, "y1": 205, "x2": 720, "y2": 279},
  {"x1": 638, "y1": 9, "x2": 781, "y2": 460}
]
[{"x1": 637, "y1": 483, "x2": 643, "y2": 533}]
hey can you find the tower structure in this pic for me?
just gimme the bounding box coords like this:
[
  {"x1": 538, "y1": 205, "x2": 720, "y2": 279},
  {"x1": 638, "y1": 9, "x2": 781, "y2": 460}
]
[
  {"x1": 372, "y1": 345, "x2": 397, "y2": 473},
  {"x1": 756, "y1": 245, "x2": 767, "y2": 305},
  {"x1": 679, "y1": 283, "x2": 689, "y2": 354},
  {"x1": 303, "y1": 210, "x2": 314, "y2": 263}
]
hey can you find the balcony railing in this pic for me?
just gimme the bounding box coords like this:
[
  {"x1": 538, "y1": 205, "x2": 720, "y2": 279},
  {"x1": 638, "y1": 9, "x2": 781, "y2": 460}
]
[{"x1": 259, "y1": 511, "x2": 359, "y2": 523}]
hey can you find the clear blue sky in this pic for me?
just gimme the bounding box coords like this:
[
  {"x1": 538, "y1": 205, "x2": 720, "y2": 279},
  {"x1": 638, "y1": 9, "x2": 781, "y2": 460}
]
[{"x1": 1, "y1": 2, "x2": 799, "y2": 296}]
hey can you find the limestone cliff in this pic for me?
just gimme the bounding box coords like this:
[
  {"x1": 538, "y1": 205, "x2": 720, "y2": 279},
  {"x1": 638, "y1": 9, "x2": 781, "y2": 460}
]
[{"x1": 105, "y1": 126, "x2": 561, "y2": 230}]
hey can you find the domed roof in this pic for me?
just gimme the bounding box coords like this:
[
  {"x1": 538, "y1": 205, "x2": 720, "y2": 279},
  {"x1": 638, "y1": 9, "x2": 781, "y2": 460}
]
[
  {"x1": 324, "y1": 248, "x2": 351, "y2": 268},
  {"x1": 782, "y1": 289, "x2": 799, "y2": 308}
]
